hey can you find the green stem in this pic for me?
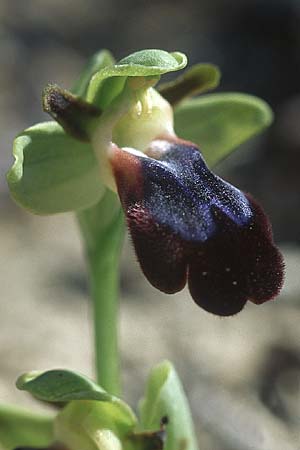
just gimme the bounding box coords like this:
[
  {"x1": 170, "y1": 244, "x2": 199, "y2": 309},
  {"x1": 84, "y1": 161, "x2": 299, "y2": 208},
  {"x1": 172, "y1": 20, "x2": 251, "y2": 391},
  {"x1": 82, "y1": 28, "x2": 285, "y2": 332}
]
[
  {"x1": 77, "y1": 190, "x2": 125, "y2": 396},
  {"x1": 89, "y1": 237, "x2": 121, "y2": 395}
]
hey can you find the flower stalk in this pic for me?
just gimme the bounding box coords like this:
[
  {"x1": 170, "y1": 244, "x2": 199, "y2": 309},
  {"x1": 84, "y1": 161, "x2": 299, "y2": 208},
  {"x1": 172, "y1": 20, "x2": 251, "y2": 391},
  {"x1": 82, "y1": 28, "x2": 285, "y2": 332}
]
[{"x1": 77, "y1": 190, "x2": 124, "y2": 395}]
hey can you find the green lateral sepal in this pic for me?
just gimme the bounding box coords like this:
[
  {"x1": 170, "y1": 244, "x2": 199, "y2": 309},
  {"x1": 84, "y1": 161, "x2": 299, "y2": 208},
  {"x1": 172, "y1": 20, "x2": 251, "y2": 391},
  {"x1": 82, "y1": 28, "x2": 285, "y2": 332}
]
[
  {"x1": 174, "y1": 92, "x2": 273, "y2": 166},
  {"x1": 7, "y1": 121, "x2": 105, "y2": 215}
]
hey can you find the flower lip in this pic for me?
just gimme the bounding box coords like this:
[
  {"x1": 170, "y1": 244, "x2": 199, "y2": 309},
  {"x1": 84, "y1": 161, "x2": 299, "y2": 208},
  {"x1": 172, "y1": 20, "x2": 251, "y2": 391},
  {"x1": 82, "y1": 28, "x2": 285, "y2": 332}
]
[
  {"x1": 116, "y1": 136, "x2": 253, "y2": 242},
  {"x1": 110, "y1": 136, "x2": 284, "y2": 316}
]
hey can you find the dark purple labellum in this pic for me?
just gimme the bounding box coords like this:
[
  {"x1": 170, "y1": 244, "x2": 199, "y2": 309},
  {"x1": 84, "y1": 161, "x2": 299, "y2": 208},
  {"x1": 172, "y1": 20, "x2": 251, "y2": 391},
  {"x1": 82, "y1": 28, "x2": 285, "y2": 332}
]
[{"x1": 110, "y1": 137, "x2": 284, "y2": 316}]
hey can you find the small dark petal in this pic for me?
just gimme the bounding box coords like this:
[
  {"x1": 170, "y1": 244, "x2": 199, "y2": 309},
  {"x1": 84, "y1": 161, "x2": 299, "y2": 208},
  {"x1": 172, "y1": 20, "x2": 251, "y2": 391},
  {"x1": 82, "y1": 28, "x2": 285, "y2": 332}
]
[{"x1": 43, "y1": 84, "x2": 101, "y2": 141}]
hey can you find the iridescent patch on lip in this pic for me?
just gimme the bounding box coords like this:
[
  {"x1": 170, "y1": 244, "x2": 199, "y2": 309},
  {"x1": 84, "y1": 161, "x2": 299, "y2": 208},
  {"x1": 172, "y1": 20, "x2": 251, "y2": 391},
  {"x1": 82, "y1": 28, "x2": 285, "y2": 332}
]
[{"x1": 110, "y1": 137, "x2": 284, "y2": 316}]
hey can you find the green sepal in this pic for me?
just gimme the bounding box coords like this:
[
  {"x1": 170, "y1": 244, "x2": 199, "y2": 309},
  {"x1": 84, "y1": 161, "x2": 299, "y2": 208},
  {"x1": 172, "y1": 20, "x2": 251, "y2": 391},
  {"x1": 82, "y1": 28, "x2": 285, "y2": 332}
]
[
  {"x1": 159, "y1": 63, "x2": 220, "y2": 106},
  {"x1": 43, "y1": 84, "x2": 102, "y2": 141},
  {"x1": 87, "y1": 49, "x2": 187, "y2": 108},
  {"x1": 174, "y1": 92, "x2": 273, "y2": 166},
  {"x1": 0, "y1": 404, "x2": 54, "y2": 450},
  {"x1": 72, "y1": 50, "x2": 115, "y2": 98},
  {"x1": 16, "y1": 369, "x2": 112, "y2": 403},
  {"x1": 139, "y1": 361, "x2": 198, "y2": 450},
  {"x1": 7, "y1": 121, "x2": 105, "y2": 215}
]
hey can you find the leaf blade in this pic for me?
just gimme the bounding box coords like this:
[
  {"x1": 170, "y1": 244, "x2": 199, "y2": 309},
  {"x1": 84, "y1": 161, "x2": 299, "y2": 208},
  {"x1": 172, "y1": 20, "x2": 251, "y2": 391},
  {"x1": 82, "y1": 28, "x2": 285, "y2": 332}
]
[
  {"x1": 16, "y1": 369, "x2": 137, "y2": 429},
  {"x1": 16, "y1": 369, "x2": 112, "y2": 403},
  {"x1": 139, "y1": 361, "x2": 198, "y2": 450}
]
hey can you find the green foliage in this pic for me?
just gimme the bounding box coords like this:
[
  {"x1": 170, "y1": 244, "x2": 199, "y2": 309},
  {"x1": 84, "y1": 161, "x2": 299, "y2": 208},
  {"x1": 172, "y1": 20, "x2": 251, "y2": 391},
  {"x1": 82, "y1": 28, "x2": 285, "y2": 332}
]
[
  {"x1": 17, "y1": 369, "x2": 112, "y2": 403},
  {"x1": 0, "y1": 404, "x2": 54, "y2": 450},
  {"x1": 140, "y1": 361, "x2": 198, "y2": 450},
  {"x1": 17, "y1": 369, "x2": 136, "y2": 429},
  {"x1": 174, "y1": 92, "x2": 273, "y2": 166}
]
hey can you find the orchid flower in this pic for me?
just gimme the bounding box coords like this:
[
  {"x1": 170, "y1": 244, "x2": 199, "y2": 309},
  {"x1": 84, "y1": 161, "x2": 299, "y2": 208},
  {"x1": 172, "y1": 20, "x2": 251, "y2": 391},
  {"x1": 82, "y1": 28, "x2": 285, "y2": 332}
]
[
  {"x1": 4, "y1": 49, "x2": 285, "y2": 450},
  {"x1": 111, "y1": 136, "x2": 283, "y2": 316},
  {"x1": 7, "y1": 49, "x2": 284, "y2": 316}
]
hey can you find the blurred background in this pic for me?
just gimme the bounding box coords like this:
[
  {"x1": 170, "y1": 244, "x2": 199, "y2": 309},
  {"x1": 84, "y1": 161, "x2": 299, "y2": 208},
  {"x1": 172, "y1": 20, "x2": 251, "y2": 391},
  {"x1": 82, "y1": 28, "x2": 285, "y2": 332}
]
[{"x1": 1, "y1": 0, "x2": 300, "y2": 449}]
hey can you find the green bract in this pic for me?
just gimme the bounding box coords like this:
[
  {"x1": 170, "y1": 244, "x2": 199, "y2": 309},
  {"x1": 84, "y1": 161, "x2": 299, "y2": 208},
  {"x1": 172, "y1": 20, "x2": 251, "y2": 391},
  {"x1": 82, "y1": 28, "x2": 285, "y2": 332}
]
[{"x1": 6, "y1": 47, "x2": 273, "y2": 216}]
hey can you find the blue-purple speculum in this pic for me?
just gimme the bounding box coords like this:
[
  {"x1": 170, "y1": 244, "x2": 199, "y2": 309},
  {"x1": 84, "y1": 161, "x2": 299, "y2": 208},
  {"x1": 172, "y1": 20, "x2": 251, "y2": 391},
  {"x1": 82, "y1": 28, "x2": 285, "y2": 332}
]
[{"x1": 111, "y1": 137, "x2": 284, "y2": 316}]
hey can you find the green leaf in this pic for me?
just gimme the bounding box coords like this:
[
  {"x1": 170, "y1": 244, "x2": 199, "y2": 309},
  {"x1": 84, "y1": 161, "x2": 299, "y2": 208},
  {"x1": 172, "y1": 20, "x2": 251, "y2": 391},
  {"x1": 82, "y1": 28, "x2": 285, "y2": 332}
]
[
  {"x1": 174, "y1": 92, "x2": 273, "y2": 166},
  {"x1": 16, "y1": 369, "x2": 113, "y2": 403},
  {"x1": 16, "y1": 369, "x2": 136, "y2": 431},
  {"x1": 87, "y1": 49, "x2": 187, "y2": 107},
  {"x1": 159, "y1": 63, "x2": 221, "y2": 105},
  {"x1": 7, "y1": 121, "x2": 105, "y2": 214},
  {"x1": 72, "y1": 49, "x2": 115, "y2": 98},
  {"x1": 0, "y1": 404, "x2": 54, "y2": 450},
  {"x1": 139, "y1": 361, "x2": 198, "y2": 450}
]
